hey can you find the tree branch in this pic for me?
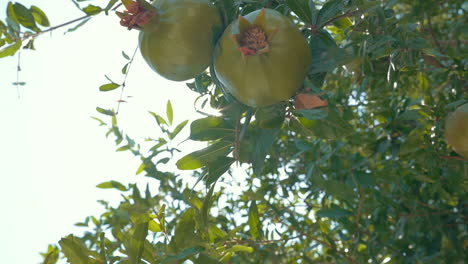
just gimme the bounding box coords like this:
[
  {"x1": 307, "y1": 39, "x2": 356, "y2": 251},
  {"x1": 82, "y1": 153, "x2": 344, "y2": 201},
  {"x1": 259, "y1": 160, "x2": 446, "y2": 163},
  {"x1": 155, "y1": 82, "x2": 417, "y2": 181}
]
[
  {"x1": 425, "y1": 12, "x2": 444, "y2": 54},
  {"x1": 22, "y1": 15, "x2": 92, "y2": 41}
]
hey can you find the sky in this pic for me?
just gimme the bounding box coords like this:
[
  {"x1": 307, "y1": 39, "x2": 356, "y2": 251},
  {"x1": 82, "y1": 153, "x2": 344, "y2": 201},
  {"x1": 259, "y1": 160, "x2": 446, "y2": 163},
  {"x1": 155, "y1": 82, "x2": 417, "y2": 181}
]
[{"x1": 0, "y1": 1, "x2": 206, "y2": 262}]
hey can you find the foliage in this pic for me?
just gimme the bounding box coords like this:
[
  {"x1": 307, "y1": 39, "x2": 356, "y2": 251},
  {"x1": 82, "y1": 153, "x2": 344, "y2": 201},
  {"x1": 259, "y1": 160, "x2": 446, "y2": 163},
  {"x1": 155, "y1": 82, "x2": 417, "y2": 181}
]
[{"x1": 2, "y1": 0, "x2": 467, "y2": 263}]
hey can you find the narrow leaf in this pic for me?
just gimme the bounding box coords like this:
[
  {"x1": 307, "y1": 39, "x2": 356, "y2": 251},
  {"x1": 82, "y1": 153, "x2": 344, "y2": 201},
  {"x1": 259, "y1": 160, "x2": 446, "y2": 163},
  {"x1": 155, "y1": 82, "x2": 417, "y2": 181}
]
[
  {"x1": 190, "y1": 116, "x2": 234, "y2": 141},
  {"x1": 205, "y1": 156, "x2": 236, "y2": 185},
  {"x1": 176, "y1": 141, "x2": 233, "y2": 170},
  {"x1": 96, "y1": 107, "x2": 115, "y2": 116},
  {"x1": 248, "y1": 200, "x2": 262, "y2": 239},
  {"x1": 166, "y1": 101, "x2": 173, "y2": 125},
  {"x1": 96, "y1": 180, "x2": 127, "y2": 191}
]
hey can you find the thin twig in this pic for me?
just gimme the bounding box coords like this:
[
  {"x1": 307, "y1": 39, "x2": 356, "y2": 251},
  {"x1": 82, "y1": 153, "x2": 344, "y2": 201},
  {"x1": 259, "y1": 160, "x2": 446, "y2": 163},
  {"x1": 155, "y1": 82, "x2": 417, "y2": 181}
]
[
  {"x1": 116, "y1": 45, "x2": 139, "y2": 114},
  {"x1": 16, "y1": 51, "x2": 22, "y2": 99},
  {"x1": 439, "y1": 155, "x2": 468, "y2": 162},
  {"x1": 322, "y1": 10, "x2": 361, "y2": 28}
]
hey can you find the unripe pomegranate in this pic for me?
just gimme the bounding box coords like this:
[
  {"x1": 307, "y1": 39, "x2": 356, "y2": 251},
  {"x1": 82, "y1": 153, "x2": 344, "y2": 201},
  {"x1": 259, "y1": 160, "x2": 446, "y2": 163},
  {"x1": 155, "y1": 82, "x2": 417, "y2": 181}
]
[
  {"x1": 118, "y1": 0, "x2": 222, "y2": 81},
  {"x1": 213, "y1": 8, "x2": 311, "y2": 107},
  {"x1": 444, "y1": 103, "x2": 468, "y2": 158}
]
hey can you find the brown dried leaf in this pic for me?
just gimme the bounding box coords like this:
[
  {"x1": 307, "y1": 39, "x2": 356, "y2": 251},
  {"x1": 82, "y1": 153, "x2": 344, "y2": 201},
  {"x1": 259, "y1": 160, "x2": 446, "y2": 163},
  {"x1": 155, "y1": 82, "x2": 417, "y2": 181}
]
[{"x1": 295, "y1": 93, "x2": 328, "y2": 110}]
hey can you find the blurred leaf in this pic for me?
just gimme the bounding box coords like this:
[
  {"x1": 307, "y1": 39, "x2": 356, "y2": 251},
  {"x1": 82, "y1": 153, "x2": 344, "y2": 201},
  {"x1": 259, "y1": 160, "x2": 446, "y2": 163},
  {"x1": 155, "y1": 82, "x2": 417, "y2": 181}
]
[
  {"x1": 96, "y1": 180, "x2": 127, "y2": 191},
  {"x1": 162, "y1": 246, "x2": 205, "y2": 264},
  {"x1": 149, "y1": 111, "x2": 168, "y2": 126},
  {"x1": 13, "y1": 3, "x2": 38, "y2": 31},
  {"x1": 252, "y1": 128, "x2": 280, "y2": 176},
  {"x1": 0, "y1": 40, "x2": 21, "y2": 58},
  {"x1": 228, "y1": 245, "x2": 254, "y2": 253},
  {"x1": 169, "y1": 120, "x2": 188, "y2": 139},
  {"x1": 166, "y1": 101, "x2": 173, "y2": 125},
  {"x1": 96, "y1": 107, "x2": 114, "y2": 116},
  {"x1": 171, "y1": 208, "x2": 197, "y2": 250},
  {"x1": 122, "y1": 50, "x2": 130, "y2": 60},
  {"x1": 248, "y1": 200, "x2": 262, "y2": 239},
  {"x1": 59, "y1": 235, "x2": 93, "y2": 264},
  {"x1": 294, "y1": 108, "x2": 328, "y2": 120},
  {"x1": 176, "y1": 140, "x2": 232, "y2": 170},
  {"x1": 65, "y1": 17, "x2": 91, "y2": 34},
  {"x1": 205, "y1": 156, "x2": 236, "y2": 185},
  {"x1": 41, "y1": 245, "x2": 59, "y2": 264},
  {"x1": 148, "y1": 220, "x2": 162, "y2": 232},
  {"x1": 309, "y1": 30, "x2": 353, "y2": 74},
  {"x1": 82, "y1": 5, "x2": 102, "y2": 15},
  {"x1": 317, "y1": 207, "x2": 352, "y2": 219},
  {"x1": 31, "y1": 6, "x2": 50, "y2": 27},
  {"x1": 99, "y1": 82, "x2": 120, "y2": 92},
  {"x1": 125, "y1": 222, "x2": 149, "y2": 264},
  {"x1": 286, "y1": 0, "x2": 311, "y2": 23},
  {"x1": 190, "y1": 116, "x2": 233, "y2": 141},
  {"x1": 316, "y1": 0, "x2": 345, "y2": 27},
  {"x1": 297, "y1": 108, "x2": 352, "y2": 139}
]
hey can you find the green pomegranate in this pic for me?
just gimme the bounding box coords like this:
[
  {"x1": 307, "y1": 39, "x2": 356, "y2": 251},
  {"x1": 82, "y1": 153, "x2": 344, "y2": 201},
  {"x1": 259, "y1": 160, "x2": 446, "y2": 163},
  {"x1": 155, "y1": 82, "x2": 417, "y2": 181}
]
[
  {"x1": 444, "y1": 103, "x2": 468, "y2": 158},
  {"x1": 213, "y1": 8, "x2": 311, "y2": 107},
  {"x1": 118, "y1": 0, "x2": 221, "y2": 81}
]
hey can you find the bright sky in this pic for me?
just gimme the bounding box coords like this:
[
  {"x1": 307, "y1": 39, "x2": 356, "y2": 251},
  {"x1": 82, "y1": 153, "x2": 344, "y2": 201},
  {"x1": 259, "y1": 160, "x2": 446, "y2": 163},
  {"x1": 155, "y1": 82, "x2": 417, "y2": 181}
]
[{"x1": 0, "y1": 1, "x2": 205, "y2": 262}]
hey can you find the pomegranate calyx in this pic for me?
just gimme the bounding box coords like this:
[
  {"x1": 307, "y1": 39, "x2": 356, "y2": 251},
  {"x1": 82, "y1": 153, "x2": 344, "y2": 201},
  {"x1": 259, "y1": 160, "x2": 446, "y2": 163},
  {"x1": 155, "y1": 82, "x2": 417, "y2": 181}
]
[{"x1": 118, "y1": 0, "x2": 157, "y2": 30}]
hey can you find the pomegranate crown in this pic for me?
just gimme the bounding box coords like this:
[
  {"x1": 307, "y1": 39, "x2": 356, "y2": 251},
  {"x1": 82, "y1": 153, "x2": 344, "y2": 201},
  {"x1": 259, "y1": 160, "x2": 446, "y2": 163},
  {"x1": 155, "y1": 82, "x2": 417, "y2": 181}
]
[
  {"x1": 116, "y1": 0, "x2": 157, "y2": 30},
  {"x1": 231, "y1": 9, "x2": 278, "y2": 57}
]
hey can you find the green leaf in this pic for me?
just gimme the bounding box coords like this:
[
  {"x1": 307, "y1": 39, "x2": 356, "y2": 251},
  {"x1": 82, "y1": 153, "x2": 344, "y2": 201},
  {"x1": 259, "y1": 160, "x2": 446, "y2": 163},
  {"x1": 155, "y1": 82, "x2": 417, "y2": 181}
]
[
  {"x1": 286, "y1": 0, "x2": 312, "y2": 23},
  {"x1": 96, "y1": 107, "x2": 114, "y2": 116},
  {"x1": 248, "y1": 200, "x2": 262, "y2": 239},
  {"x1": 125, "y1": 222, "x2": 149, "y2": 264},
  {"x1": 135, "y1": 162, "x2": 146, "y2": 175},
  {"x1": 99, "y1": 82, "x2": 120, "y2": 92},
  {"x1": 122, "y1": 50, "x2": 130, "y2": 60},
  {"x1": 59, "y1": 235, "x2": 93, "y2": 264},
  {"x1": 13, "y1": 3, "x2": 38, "y2": 31},
  {"x1": 65, "y1": 17, "x2": 91, "y2": 34},
  {"x1": 171, "y1": 208, "x2": 197, "y2": 250},
  {"x1": 162, "y1": 246, "x2": 205, "y2": 264},
  {"x1": 190, "y1": 116, "x2": 233, "y2": 141},
  {"x1": 41, "y1": 245, "x2": 59, "y2": 264},
  {"x1": 205, "y1": 156, "x2": 236, "y2": 185},
  {"x1": 316, "y1": 0, "x2": 345, "y2": 27},
  {"x1": 297, "y1": 108, "x2": 352, "y2": 139},
  {"x1": 96, "y1": 180, "x2": 127, "y2": 191},
  {"x1": 252, "y1": 129, "x2": 280, "y2": 176},
  {"x1": 31, "y1": 6, "x2": 50, "y2": 27},
  {"x1": 194, "y1": 73, "x2": 212, "y2": 94},
  {"x1": 82, "y1": 5, "x2": 102, "y2": 15},
  {"x1": 7, "y1": 2, "x2": 19, "y2": 25},
  {"x1": 256, "y1": 104, "x2": 285, "y2": 129},
  {"x1": 169, "y1": 120, "x2": 188, "y2": 139},
  {"x1": 294, "y1": 108, "x2": 328, "y2": 120},
  {"x1": 0, "y1": 40, "x2": 21, "y2": 58},
  {"x1": 228, "y1": 245, "x2": 254, "y2": 253},
  {"x1": 309, "y1": 30, "x2": 353, "y2": 74},
  {"x1": 104, "y1": 0, "x2": 119, "y2": 13},
  {"x1": 317, "y1": 207, "x2": 353, "y2": 219},
  {"x1": 121, "y1": 63, "x2": 129, "y2": 74},
  {"x1": 149, "y1": 111, "x2": 168, "y2": 127},
  {"x1": 148, "y1": 220, "x2": 162, "y2": 232},
  {"x1": 176, "y1": 140, "x2": 233, "y2": 170},
  {"x1": 166, "y1": 101, "x2": 173, "y2": 125}
]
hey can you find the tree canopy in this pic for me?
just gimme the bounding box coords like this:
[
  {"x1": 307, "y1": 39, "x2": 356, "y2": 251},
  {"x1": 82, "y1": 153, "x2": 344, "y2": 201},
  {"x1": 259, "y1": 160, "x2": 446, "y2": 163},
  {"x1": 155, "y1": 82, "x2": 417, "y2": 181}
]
[{"x1": 1, "y1": 0, "x2": 467, "y2": 263}]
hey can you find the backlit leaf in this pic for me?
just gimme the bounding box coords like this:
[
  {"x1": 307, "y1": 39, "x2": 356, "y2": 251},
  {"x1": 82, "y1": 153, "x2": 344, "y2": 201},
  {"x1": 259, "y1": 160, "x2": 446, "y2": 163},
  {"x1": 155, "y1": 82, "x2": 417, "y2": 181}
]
[{"x1": 176, "y1": 140, "x2": 233, "y2": 170}]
